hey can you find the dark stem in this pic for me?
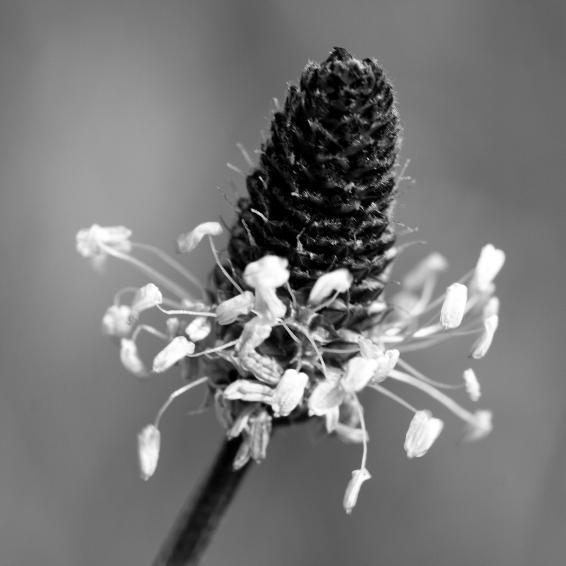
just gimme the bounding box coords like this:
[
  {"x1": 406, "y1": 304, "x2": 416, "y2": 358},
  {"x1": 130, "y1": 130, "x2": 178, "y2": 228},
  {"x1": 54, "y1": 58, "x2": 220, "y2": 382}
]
[{"x1": 152, "y1": 437, "x2": 251, "y2": 566}]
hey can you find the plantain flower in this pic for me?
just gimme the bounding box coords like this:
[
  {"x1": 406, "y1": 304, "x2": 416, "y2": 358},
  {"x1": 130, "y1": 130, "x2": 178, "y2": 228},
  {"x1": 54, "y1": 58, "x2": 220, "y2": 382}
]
[{"x1": 76, "y1": 48, "x2": 504, "y2": 521}]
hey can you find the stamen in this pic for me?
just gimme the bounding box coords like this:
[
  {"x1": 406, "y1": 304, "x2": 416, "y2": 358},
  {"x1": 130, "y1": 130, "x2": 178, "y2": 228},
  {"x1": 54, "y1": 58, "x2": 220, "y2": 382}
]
[
  {"x1": 369, "y1": 383, "x2": 418, "y2": 413},
  {"x1": 156, "y1": 305, "x2": 216, "y2": 318},
  {"x1": 353, "y1": 395, "x2": 369, "y2": 470},
  {"x1": 187, "y1": 339, "x2": 238, "y2": 358},
  {"x1": 397, "y1": 359, "x2": 461, "y2": 390},
  {"x1": 132, "y1": 242, "x2": 208, "y2": 301},
  {"x1": 154, "y1": 377, "x2": 209, "y2": 427},
  {"x1": 389, "y1": 369, "x2": 477, "y2": 424},
  {"x1": 132, "y1": 324, "x2": 169, "y2": 342},
  {"x1": 99, "y1": 243, "x2": 193, "y2": 301}
]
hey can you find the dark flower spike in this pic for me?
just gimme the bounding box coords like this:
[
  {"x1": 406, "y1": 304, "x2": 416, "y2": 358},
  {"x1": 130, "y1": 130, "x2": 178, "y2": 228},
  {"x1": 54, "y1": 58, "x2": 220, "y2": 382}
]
[{"x1": 221, "y1": 47, "x2": 400, "y2": 308}]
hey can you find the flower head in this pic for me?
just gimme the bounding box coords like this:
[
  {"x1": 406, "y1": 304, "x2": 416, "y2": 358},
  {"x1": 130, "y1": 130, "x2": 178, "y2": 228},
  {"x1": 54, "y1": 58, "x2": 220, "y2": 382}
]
[{"x1": 75, "y1": 48, "x2": 504, "y2": 517}]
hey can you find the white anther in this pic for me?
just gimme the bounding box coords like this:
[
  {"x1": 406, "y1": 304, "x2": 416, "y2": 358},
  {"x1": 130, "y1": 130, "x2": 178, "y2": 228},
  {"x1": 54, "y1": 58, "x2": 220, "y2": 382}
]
[
  {"x1": 334, "y1": 423, "x2": 369, "y2": 444},
  {"x1": 307, "y1": 268, "x2": 353, "y2": 305},
  {"x1": 308, "y1": 380, "x2": 346, "y2": 416},
  {"x1": 440, "y1": 283, "x2": 468, "y2": 329},
  {"x1": 243, "y1": 255, "x2": 289, "y2": 289},
  {"x1": 176, "y1": 222, "x2": 223, "y2": 253},
  {"x1": 223, "y1": 380, "x2": 274, "y2": 403},
  {"x1": 404, "y1": 410, "x2": 444, "y2": 458},
  {"x1": 131, "y1": 283, "x2": 163, "y2": 319},
  {"x1": 463, "y1": 410, "x2": 493, "y2": 442},
  {"x1": 137, "y1": 424, "x2": 160, "y2": 480},
  {"x1": 185, "y1": 316, "x2": 211, "y2": 342},
  {"x1": 470, "y1": 314, "x2": 499, "y2": 359},
  {"x1": 341, "y1": 356, "x2": 381, "y2": 393},
  {"x1": 152, "y1": 336, "x2": 195, "y2": 373},
  {"x1": 343, "y1": 468, "x2": 371, "y2": 514},
  {"x1": 102, "y1": 305, "x2": 132, "y2": 338},
  {"x1": 372, "y1": 349, "x2": 400, "y2": 382},
  {"x1": 76, "y1": 224, "x2": 132, "y2": 258},
  {"x1": 473, "y1": 244, "x2": 505, "y2": 292},
  {"x1": 236, "y1": 316, "x2": 273, "y2": 356},
  {"x1": 272, "y1": 369, "x2": 309, "y2": 417},
  {"x1": 463, "y1": 368, "x2": 481, "y2": 402},
  {"x1": 215, "y1": 291, "x2": 254, "y2": 325},
  {"x1": 120, "y1": 339, "x2": 148, "y2": 377}
]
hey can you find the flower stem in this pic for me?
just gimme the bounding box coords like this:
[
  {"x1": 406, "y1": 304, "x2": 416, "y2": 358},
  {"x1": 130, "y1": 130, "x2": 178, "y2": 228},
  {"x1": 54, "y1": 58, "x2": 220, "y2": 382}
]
[{"x1": 151, "y1": 437, "x2": 251, "y2": 566}]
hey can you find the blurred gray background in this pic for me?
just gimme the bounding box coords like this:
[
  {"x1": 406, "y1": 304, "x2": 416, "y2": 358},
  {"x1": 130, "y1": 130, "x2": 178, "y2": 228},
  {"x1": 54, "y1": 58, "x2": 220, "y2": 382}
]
[{"x1": 0, "y1": 1, "x2": 564, "y2": 564}]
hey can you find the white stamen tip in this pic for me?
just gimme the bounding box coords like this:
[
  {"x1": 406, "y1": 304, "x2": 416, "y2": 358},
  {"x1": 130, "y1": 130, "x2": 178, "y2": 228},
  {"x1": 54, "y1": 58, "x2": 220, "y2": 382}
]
[
  {"x1": 470, "y1": 314, "x2": 499, "y2": 359},
  {"x1": 131, "y1": 283, "x2": 163, "y2": 319},
  {"x1": 473, "y1": 244, "x2": 505, "y2": 292},
  {"x1": 307, "y1": 268, "x2": 353, "y2": 305},
  {"x1": 120, "y1": 339, "x2": 148, "y2": 377},
  {"x1": 176, "y1": 222, "x2": 223, "y2": 253},
  {"x1": 102, "y1": 305, "x2": 132, "y2": 338},
  {"x1": 236, "y1": 316, "x2": 274, "y2": 356},
  {"x1": 440, "y1": 283, "x2": 468, "y2": 329},
  {"x1": 372, "y1": 349, "x2": 400, "y2": 383},
  {"x1": 137, "y1": 424, "x2": 160, "y2": 480},
  {"x1": 341, "y1": 356, "x2": 381, "y2": 393},
  {"x1": 308, "y1": 380, "x2": 346, "y2": 416},
  {"x1": 343, "y1": 468, "x2": 371, "y2": 514},
  {"x1": 76, "y1": 224, "x2": 132, "y2": 266},
  {"x1": 272, "y1": 369, "x2": 309, "y2": 417},
  {"x1": 464, "y1": 410, "x2": 493, "y2": 442},
  {"x1": 243, "y1": 255, "x2": 289, "y2": 289},
  {"x1": 152, "y1": 336, "x2": 195, "y2": 373},
  {"x1": 404, "y1": 410, "x2": 444, "y2": 458},
  {"x1": 216, "y1": 292, "x2": 254, "y2": 325},
  {"x1": 185, "y1": 316, "x2": 211, "y2": 342},
  {"x1": 463, "y1": 368, "x2": 481, "y2": 401}
]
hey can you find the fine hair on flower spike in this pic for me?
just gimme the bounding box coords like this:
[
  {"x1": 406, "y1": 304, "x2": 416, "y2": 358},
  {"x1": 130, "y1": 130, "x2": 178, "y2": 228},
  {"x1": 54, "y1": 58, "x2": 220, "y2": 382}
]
[{"x1": 76, "y1": 47, "x2": 505, "y2": 522}]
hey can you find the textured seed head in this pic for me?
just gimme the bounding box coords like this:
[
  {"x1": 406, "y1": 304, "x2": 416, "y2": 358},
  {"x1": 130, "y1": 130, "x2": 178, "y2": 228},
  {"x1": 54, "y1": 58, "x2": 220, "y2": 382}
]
[{"x1": 219, "y1": 47, "x2": 401, "y2": 310}]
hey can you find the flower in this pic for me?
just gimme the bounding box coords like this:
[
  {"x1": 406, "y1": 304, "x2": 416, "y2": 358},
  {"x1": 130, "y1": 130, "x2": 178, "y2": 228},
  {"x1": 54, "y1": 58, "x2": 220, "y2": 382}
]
[
  {"x1": 177, "y1": 222, "x2": 223, "y2": 253},
  {"x1": 404, "y1": 411, "x2": 444, "y2": 458},
  {"x1": 75, "y1": 48, "x2": 505, "y2": 517},
  {"x1": 137, "y1": 424, "x2": 161, "y2": 480}
]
